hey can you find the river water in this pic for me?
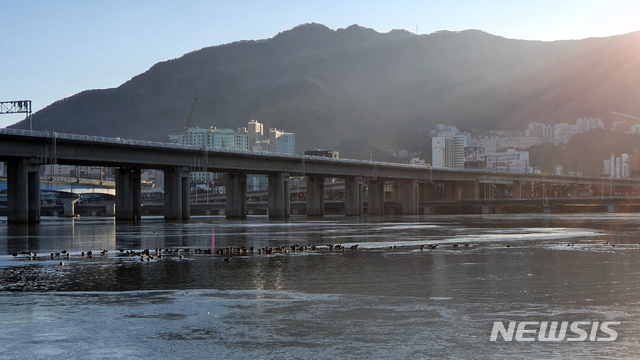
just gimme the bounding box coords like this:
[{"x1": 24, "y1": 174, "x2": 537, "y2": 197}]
[{"x1": 1, "y1": 214, "x2": 640, "y2": 359}]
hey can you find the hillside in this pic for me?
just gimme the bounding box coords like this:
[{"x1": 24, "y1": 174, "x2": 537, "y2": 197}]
[
  {"x1": 11, "y1": 23, "x2": 640, "y2": 159},
  {"x1": 529, "y1": 129, "x2": 640, "y2": 176}
]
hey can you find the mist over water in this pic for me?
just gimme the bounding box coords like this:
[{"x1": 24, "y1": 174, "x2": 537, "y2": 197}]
[{"x1": 2, "y1": 214, "x2": 640, "y2": 359}]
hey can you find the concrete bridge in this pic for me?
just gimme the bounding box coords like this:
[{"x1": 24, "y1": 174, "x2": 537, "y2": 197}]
[{"x1": 1, "y1": 128, "x2": 639, "y2": 223}]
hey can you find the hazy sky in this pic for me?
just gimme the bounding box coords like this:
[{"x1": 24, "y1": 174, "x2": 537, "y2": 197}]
[{"x1": 1, "y1": 0, "x2": 639, "y2": 127}]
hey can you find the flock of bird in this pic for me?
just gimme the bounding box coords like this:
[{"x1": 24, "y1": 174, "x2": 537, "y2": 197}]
[{"x1": 9, "y1": 240, "x2": 628, "y2": 265}]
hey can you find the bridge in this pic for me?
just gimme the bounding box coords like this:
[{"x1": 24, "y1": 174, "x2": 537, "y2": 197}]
[{"x1": 1, "y1": 128, "x2": 639, "y2": 223}]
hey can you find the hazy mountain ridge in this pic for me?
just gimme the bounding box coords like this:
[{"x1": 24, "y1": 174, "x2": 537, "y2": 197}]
[{"x1": 12, "y1": 24, "x2": 640, "y2": 160}]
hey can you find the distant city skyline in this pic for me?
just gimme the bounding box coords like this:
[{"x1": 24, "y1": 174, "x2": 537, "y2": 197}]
[{"x1": 2, "y1": 0, "x2": 639, "y2": 127}]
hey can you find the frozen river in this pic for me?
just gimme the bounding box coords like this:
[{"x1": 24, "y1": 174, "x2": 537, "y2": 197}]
[{"x1": 2, "y1": 214, "x2": 640, "y2": 359}]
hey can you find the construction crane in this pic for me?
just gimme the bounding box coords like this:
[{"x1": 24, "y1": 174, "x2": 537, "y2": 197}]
[{"x1": 182, "y1": 98, "x2": 198, "y2": 145}]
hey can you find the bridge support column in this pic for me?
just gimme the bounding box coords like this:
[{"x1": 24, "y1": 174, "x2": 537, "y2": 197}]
[
  {"x1": 307, "y1": 176, "x2": 325, "y2": 216},
  {"x1": 7, "y1": 159, "x2": 41, "y2": 223},
  {"x1": 444, "y1": 182, "x2": 454, "y2": 200},
  {"x1": 367, "y1": 179, "x2": 385, "y2": 216},
  {"x1": 116, "y1": 168, "x2": 141, "y2": 221},
  {"x1": 28, "y1": 169, "x2": 41, "y2": 223},
  {"x1": 472, "y1": 182, "x2": 480, "y2": 200},
  {"x1": 419, "y1": 182, "x2": 434, "y2": 201},
  {"x1": 105, "y1": 201, "x2": 115, "y2": 217},
  {"x1": 570, "y1": 186, "x2": 579, "y2": 198},
  {"x1": 398, "y1": 180, "x2": 419, "y2": 215},
  {"x1": 391, "y1": 182, "x2": 400, "y2": 201},
  {"x1": 268, "y1": 172, "x2": 288, "y2": 218},
  {"x1": 284, "y1": 177, "x2": 291, "y2": 218},
  {"x1": 181, "y1": 172, "x2": 190, "y2": 220},
  {"x1": 59, "y1": 196, "x2": 80, "y2": 217},
  {"x1": 359, "y1": 182, "x2": 365, "y2": 216},
  {"x1": 345, "y1": 176, "x2": 362, "y2": 216},
  {"x1": 453, "y1": 182, "x2": 463, "y2": 200},
  {"x1": 226, "y1": 172, "x2": 247, "y2": 218},
  {"x1": 513, "y1": 182, "x2": 522, "y2": 199},
  {"x1": 164, "y1": 167, "x2": 190, "y2": 220}
]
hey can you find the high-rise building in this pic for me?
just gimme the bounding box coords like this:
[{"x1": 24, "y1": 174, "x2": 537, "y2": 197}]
[
  {"x1": 452, "y1": 135, "x2": 467, "y2": 168},
  {"x1": 169, "y1": 127, "x2": 249, "y2": 150},
  {"x1": 268, "y1": 128, "x2": 295, "y2": 154},
  {"x1": 622, "y1": 153, "x2": 630, "y2": 178},
  {"x1": 432, "y1": 137, "x2": 450, "y2": 168},
  {"x1": 169, "y1": 127, "x2": 249, "y2": 181},
  {"x1": 247, "y1": 119, "x2": 264, "y2": 150},
  {"x1": 431, "y1": 134, "x2": 466, "y2": 168}
]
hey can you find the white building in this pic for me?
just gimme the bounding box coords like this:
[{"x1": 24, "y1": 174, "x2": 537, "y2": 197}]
[
  {"x1": 247, "y1": 119, "x2": 265, "y2": 150},
  {"x1": 473, "y1": 136, "x2": 542, "y2": 152},
  {"x1": 169, "y1": 127, "x2": 249, "y2": 150},
  {"x1": 431, "y1": 137, "x2": 448, "y2": 167},
  {"x1": 524, "y1": 117, "x2": 604, "y2": 145},
  {"x1": 605, "y1": 153, "x2": 630, "y2": 178},
  {"x1": 429, "y1": 124, "x2": 468, "y2": 169},
  {"x1": 268, "y1": 128, "x2": 295, "y2": 154},
  {"x1": 431, "y1": 135, "x2": 465, "y2": 168},
  {"x1": 576, "y1": 117, "x2": 605, "y2": 131},
  {"x1": 486, "y1": 149, "x2": 530, "y2": 173},
  {"x1": 169, "y1": 127, "x2": 249, "y2": 181}
]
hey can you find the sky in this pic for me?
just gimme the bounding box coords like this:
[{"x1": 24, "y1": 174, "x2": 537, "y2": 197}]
[{"x1": 1, "y1": 0, "x2": 639, "y2": 127}]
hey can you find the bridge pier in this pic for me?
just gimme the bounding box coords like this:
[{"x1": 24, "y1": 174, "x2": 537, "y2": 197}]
[
  {"x1": 570, "y1": 186, "x2": 579, "y2": 198},
  {"x1": 495, "y1": 184, "x2": 508, "y2": 198},
  {"x1": 59, "y1": 195, "x2": 80, "y2": 217},
  {"x1": 480, "y1": 182, "x2": 493, "y2": 199},
  {"x1": 345, "y1": 176, "x2": 362, "y2": 216},
  {"x1": 226, "y1": 172, "x2": 247, "y2": 218},
  {"x1": 443, "y1": 181, "x2": 454, "y2": 200},
  {"x1": 164, "y1": 167, "x2": 190, "y2": 220},
  {"x1": 398, "y1": 179, "x2": 419, "y2": 214},
  {"x1": 116, "y1": 167, "x2": 142, "y2": 221},
  {"x1": 307, "y1": 175, "x2": 325, "y2": 216},
  {"x1": 284, "y1": 177, "x2": 291, "y2": 217},
  {"x1": 6, "y1": 159, "x2": 41, "y2": 223},
  {"x1": 391, "y1": 182, "x2": 399, "y2": 201},
  {"x1": 513, "y1": 182, "x2": 522, "y2": 199},
  {"x1": 105, "y1": 201, "x2": 115, "y2": 217},
  {"x1": 367, "y1": 179, "x2": 385, "y2": 216},
  {"x1": 419, "y1": 182, "x2": 434, "y2": 201},
  {"x1": 268, "y1": 172, "x2": 290, "y2": 218},
  {"x1": 471, "y1": 182, "x2": 480, "y2": 200},
  {"x1": 453, "y1": 182, "x2": 463, "y2": 200},
  {"x1": 28, "y1": 168, "x2": 41, "y2": 222}
]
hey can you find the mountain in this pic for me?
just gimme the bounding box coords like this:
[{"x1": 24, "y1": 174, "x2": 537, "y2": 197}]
[{"x1": 11, "y1": 23, "x2": 640, "y2": 160}]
